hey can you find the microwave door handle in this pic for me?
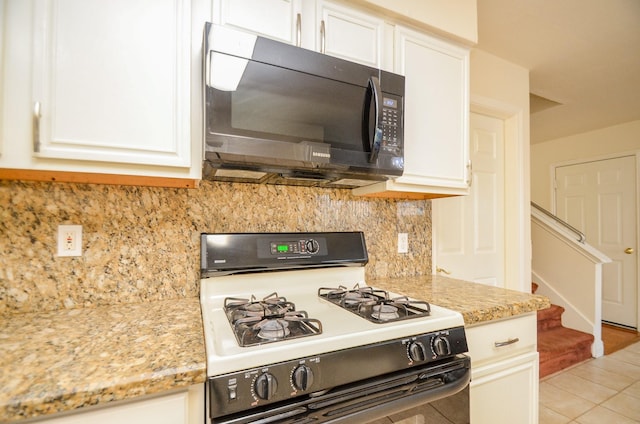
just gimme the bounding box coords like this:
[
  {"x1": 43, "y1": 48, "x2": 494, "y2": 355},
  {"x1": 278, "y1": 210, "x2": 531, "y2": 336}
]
[{"x1": 368, "y1": 76, "x2": 383, "y2": 163}]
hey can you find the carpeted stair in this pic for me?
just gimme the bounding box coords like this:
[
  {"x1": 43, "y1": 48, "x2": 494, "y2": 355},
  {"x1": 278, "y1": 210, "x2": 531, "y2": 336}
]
[{"x1": 533, "y1": 283, "x2": 594, "y2": 378}]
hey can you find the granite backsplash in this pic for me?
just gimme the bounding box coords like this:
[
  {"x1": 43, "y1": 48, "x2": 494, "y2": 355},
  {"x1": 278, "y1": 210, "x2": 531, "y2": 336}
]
[{"x1": 0, "y1": 180, "x2": 432, "y2": 316}]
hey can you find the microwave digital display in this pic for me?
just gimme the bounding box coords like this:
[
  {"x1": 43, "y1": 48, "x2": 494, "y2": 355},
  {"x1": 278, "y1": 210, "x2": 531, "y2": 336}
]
[{"x1": 383, "y1": 98, "x2": 397, "y2": 108}]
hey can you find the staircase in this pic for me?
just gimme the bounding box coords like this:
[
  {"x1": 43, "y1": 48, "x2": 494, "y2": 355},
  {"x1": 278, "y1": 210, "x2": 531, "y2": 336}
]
[{"x1": 533, "y1": 283, "x2": 594, "y2": 378}]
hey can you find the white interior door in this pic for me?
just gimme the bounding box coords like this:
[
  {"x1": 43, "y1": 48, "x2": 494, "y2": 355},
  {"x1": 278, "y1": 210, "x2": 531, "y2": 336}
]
[
  {"x1": 434, "y1": 113, "x2": 505, "y2": 286},
  {"x1": 555, "y1": 155, "x2": 638, "y2": 329}
]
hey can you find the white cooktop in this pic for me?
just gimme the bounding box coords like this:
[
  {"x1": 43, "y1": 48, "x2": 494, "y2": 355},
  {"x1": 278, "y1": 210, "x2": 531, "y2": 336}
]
[{"x1": 200, "y1": 267, "x2": 465, "y2": 377}]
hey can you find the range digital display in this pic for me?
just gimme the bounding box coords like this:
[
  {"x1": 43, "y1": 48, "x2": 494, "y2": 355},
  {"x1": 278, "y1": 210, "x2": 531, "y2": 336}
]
[
  {"x1": 276, "y1": 244, "x2": 290, "y2": 253},
  {"x1": 270, "y1": 241, "x2": 299, "y2": 255}
]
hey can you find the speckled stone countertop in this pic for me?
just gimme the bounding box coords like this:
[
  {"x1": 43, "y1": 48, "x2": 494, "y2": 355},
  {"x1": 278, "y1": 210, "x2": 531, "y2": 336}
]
[
  {"x1": 0, "y1": 298, "x2": 206, "y2": 423},
  {"x1": 370, "y1": 274, "x2": 550, "y2": 325}
]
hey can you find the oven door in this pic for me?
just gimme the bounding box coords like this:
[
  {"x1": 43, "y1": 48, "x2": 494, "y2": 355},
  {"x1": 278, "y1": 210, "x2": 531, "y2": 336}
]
[{"x1": 208, "y1": 355, "x2": 470, "y2": 424}]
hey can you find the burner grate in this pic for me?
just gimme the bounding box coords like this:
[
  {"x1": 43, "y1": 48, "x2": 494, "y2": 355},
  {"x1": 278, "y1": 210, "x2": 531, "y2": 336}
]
[
  {"x1": 224, "y1": 292, "x2": 322, "y2": 347},
  {"x1": 318, "y1": 284, "x2": 431, "y2": 323}
]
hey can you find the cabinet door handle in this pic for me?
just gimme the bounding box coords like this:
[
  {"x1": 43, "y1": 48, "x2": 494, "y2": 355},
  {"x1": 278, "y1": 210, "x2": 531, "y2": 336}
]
[
  {"x1": 296, "y1": 13, "x2": 301, "y2": 47},
  {"x1": 466, "y1": 159, "x2": 473, "y2": 187},
  {"x1": 494, "y1": 338, "x2": 519, "y2": 348},
  {"x1": 33, "y1": 101, "x2": 41, "y2": 153},
  {"x1": 320, "y1": 20, "x2": 326, "y2": 53}
]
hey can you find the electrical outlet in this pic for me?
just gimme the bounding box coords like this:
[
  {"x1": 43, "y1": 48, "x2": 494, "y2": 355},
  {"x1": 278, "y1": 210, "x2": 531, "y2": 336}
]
[
  {"x1": 398, "y1": 233, "x2": 408, "y2": 254},
  {"x1": 57, "y1": 225, "x2": 82, "y2": 257}
]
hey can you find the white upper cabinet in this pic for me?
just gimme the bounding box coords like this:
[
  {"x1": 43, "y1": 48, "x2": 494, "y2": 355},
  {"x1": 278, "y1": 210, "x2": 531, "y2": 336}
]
[
  {"x1": 213, "y1": 0, "x2": 300, "y2": 45},
  {"x1": 353, "y1": 26, "x2": 470, "y2": 199},
  {"x1": 0, "y1": 0, "x2": 5, "y2": 160},
  {"x1": 1, "y1": 0, "x2": 201, "y2": 185},
  {"x1": 314, "y1": 0, "x2": 386, "y2": 69},
  {"x1": 212, "y1": 0, "x2": 388, "y2": 69},
  {"x1": 32, "y1": 0, "x2": 191, "y2": 167}
]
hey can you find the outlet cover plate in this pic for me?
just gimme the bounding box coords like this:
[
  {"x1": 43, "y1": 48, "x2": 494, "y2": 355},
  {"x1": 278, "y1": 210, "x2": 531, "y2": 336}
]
[
  {"x1": 398, "y1": 233, "x2": 408, "y2": 254},
  {"x1": 57, "y1": 225, "x2": 82, "y2": 257}
]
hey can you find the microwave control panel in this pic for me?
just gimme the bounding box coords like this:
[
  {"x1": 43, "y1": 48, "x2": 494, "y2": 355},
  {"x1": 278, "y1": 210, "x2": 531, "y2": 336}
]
[{"x1": 381, "y1": 95, "x2": 402, "y2": 153}]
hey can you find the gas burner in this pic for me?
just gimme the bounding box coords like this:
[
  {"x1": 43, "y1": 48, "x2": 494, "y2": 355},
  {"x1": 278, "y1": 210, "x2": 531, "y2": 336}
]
[
  {"x1": 371, "y1": 304, "x2": 399, "y2": 321},
  {"x1": 319, "y1": 286, "x2": 431, "y2": 323},
  {"x1": 224, "y1": 292, "x2": 322, "y2": 347},
  {"x1": 255, "y1": 319, "x2": 290, "y2": 340}
]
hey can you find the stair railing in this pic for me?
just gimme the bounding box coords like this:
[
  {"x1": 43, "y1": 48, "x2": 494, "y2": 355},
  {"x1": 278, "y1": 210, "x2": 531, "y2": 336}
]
[{"x1": 531, "y1": 201, "x2": 586, "y2": 243}]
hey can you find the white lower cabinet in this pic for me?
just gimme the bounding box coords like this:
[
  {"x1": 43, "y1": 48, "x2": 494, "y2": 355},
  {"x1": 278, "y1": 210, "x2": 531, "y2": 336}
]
[
  {"x1": 470, "y1": 351, "x2": 539, "y2": 423},
  {"x1": 466, "y1": 313, "x2": 539, "y2": 424},
  {"x1": 35, "y1": 385, "x2": 204, "y2": 424}
]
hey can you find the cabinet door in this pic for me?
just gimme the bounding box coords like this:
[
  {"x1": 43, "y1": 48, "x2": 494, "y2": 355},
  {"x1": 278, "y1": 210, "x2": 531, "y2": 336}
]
[
  {"x1": 42, "y1": 391, "x2": 189, "y2": 424},
  {"x1": 316, "y1": 0, "x2": 385, "y2": 68},
  {"x1": 470, "y1": 351, "x2": 539, "y2": 424},
  {"x1": 395, "y1": 26, "x2": 470, "y2": 192},
  {"x1": 213, "y1": 0, "x2": 300, "y2": 45},
  {"x1": 0, "y1": 0, "x2": 5, "y2": 160},
  {"x1": 38, "y1": 385, "x2": 204, "y2": 424},
  {"x1": 31, "y1": 0, "x2": 191, "y2": 168}
]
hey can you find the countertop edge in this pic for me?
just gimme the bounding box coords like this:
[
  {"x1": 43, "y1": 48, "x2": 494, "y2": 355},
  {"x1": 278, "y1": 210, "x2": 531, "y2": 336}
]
[{"x1": 370, "y1": 275, "x2": 551, "y2": 325}]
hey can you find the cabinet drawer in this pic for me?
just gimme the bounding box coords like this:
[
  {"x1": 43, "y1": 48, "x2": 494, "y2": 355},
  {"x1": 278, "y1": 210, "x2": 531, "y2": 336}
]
[{"x1": 466, "y1": 313, "x2": 536, "y2": 365}]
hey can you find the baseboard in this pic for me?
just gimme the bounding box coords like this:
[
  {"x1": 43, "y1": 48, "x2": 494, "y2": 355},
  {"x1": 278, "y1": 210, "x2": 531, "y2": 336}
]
[{"x1": 602, "y1": 320, "x2": 638, "y2": 332}]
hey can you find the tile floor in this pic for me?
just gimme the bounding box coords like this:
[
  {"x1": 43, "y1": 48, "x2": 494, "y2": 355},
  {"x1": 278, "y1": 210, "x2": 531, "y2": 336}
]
[{"x1": 539, "y1": 340, "x2": 640, "y2": 423}]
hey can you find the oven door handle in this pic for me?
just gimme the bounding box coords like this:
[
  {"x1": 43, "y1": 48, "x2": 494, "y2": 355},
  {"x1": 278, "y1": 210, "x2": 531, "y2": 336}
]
[
  {"x1": 308, "y1": 375, "x2": 423, "y2": 410},
  {"x1": 308, "y1": 359, "x2": 470, "y2": 423},
  {"x1": 310, "y1": 379, "x2": 445, "y2": 418}
]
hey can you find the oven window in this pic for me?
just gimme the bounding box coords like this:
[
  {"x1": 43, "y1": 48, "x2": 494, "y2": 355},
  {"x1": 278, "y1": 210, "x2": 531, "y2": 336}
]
[{"x1": 209, "y1": 59, "x2": 372, "y2": 152}]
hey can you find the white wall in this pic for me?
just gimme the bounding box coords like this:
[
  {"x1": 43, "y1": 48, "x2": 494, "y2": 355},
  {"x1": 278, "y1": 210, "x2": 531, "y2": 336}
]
[
  {"x1": 357, "y1": 0, "x2": 477, "y2": 44},
  {"x1": 531, "y1": 119, "x2": 640, "y2": 210},
  {"x1": 470, "y1": 50, "x2": 530, "y2": 112},
  {"x1": 469, "y1": 49, "x2": 531, "y2": 291},
  {"x1": 532, "y1": 215, "x2": 606, "y2": 357}
]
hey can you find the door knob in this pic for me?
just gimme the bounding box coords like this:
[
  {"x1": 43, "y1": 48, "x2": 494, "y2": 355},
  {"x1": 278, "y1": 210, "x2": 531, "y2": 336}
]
[
  {"x1": 625, "y1": 247, "x2": 634, "y2": 254},
  {"x1": 436, "y1": 266, "x2": 451, "y2": 275}
]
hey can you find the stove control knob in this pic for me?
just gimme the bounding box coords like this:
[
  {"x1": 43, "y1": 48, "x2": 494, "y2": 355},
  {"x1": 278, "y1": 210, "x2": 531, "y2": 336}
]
[
  {"x1": 432, "y1": 336, "x2": 451, "y2": 357},
  {"x1": 254, "y1": 373, "x2": 278, "y2": 400},
  {"x1": 408, "y1": 341, "x2": 427, "y2": 362},
  {"x1": 292, "y1": 365, "x2": 314, "y2": 391},
  {"x1": 305, "y1": 239, "x2": 320, "y2": 254}
]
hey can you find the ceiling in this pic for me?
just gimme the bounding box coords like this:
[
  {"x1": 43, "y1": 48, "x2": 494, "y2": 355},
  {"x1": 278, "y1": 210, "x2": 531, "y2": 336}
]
[{"x1": 476, "y1": 0, "x2": 640, "y2": 144}]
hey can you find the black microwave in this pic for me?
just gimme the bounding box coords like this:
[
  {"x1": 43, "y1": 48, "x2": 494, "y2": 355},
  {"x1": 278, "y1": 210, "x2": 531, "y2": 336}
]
[{"x1": 203, "y1": 23, "x2": 405, "y2": 188}]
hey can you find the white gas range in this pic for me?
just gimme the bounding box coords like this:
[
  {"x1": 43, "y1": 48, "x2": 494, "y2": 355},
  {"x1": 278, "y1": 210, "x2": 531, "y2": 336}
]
[{"x1": 200, "y1": 232, "x2": 470, "y2": 424}]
